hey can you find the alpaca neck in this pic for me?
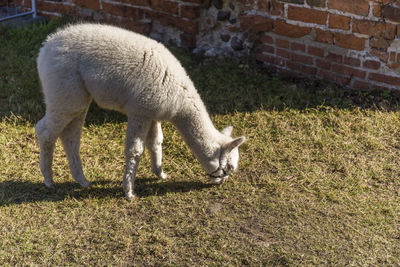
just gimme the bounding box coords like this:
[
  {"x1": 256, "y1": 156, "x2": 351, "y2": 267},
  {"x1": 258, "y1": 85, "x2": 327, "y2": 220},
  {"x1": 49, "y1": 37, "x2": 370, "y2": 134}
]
[{"x1": 171, "y1": 101, "x2": 223, "y2": 169}]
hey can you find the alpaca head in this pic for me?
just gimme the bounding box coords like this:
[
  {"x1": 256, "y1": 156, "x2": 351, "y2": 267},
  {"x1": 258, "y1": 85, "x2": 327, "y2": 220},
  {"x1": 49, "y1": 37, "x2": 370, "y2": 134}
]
[{"x1": 208, "y1": 126, "x2": 246, "y2": 184}]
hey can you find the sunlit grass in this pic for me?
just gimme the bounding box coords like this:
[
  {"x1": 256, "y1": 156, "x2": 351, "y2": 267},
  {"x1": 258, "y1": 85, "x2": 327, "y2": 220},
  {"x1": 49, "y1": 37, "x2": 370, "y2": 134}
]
[{"x1": 0, "y1": 20, "x2": 399, "y2": 265}]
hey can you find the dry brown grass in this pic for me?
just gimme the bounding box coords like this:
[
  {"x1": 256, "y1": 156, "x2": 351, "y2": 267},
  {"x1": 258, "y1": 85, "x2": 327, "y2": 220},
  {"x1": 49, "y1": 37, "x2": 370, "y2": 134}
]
[{"x1": 1, "y1": 20, "x2": 400, "y2": 265}]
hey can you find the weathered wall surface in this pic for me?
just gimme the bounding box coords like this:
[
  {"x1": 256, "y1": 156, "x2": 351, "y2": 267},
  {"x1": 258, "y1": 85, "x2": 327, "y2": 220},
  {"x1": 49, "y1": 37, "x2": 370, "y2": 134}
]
[
  {"x1": 17, "y1": 0, "x2": 202, "y2": 48},
  {"x1": 245, "y1": 0, "x2": 400, "y2": 91},
  {"x1": 16, "y1": 0, "x2": 400, "y2": 91}
]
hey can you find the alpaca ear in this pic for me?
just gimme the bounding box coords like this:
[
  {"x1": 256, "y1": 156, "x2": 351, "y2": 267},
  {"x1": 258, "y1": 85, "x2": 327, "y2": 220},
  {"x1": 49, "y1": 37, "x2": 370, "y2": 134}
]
[
  {"x1": 221, "y1": 126, "x2": 233, "y2": 136},
  {"x1": 224, "y1": 136, "x2": 246, "y2": 154}
]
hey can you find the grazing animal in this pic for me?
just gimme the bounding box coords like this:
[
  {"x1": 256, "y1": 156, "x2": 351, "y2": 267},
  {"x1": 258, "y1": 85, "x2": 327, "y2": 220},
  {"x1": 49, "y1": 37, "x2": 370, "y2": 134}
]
[{"x1": 35, "y1": 23, "x2": 246, "y2": 200}]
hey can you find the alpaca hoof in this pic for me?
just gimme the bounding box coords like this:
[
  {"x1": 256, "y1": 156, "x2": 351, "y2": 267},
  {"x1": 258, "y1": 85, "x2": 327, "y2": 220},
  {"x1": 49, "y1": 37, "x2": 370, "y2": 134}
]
[
  {"x1": 125, "y1": 192, "x2": 139, "y2": 201},
  {"x1": 159, "y1": 172, "x2": 168, "y2": 180}
]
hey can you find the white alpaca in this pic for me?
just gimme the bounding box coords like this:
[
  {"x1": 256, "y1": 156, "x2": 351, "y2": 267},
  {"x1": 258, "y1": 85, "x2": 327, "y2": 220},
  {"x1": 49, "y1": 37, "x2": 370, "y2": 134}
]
[{"x1": 36, "y1": 23, "x2": 246, "y2": 200}]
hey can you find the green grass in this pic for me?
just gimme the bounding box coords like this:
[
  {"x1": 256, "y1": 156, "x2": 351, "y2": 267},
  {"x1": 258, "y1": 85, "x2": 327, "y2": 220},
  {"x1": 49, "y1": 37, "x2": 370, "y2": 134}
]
[{"x1": 1, "y1": 20, "x2": 400, "y2": 265}]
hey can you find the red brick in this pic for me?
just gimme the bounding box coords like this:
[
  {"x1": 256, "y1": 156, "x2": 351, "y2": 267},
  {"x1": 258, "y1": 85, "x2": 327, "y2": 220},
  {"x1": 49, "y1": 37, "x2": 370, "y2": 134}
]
[
  {"x1": 277, "y1": 48, "x2": 291, "y2": 59},
  {"x1": 315, "y1": 29, "x2": 334, "y2": 44},
  {"x1": 306, "y1": 0, "x2": 326, "y2": 7},
  {"x1": 373, "y1": 4, "x2": 382, "y2": 17},
  {"x1": 389, "y1": 51, "x2": 400, "y2": 62},
  {"x1": 260, "y1": 34, "x2": 274, "y2": 44},
  {"x1": 353, "y1": 80, "x2": 371, "y2": 90},
  {"x1": 180, "y1": 4, "x2": 200, "y2": 19},
  {"x1": 374, "y1": 1, "x2": 392, "y2": 6},
  {"x1": 344, "y1": 57, "x2": 361, "y2": 67},
  {"x1": 335, "y1": 33, "x2": 366, "y2": 50},
  {"x1": 390, "y1": 52, "x2": 396, "y2": 62},
  {"x1": 292, "y1": 53, "x2": 314, "y2": 65},
  {"x1": 247, "y1": 33, "x2": 259, "y2": 43},
  {"x1": 332, "y1": 64, "x2": 366, "y2": 79},
  {"x1": 37, "y1": 1, "x2": 77, "y2": 15},
  {"x1": 257, "y1": 0, "x2": 269, "y2": 11},
  {"x1": 353, "y1": 20, "x2": 396, "y2": 39},
  {"x1": 287, "y1": 6, "x2": 328, "y2": 25},
  {"x1": 37, "y1": 11, "x2": 59, "y2": 19},
  {"x1": 258, "y1": 0, "x2": 284, "y2": 16},
  {"x1": 369, "y1": 72, "x2": 400, "y2": 85},
  {"x1": 302, "y1": 65, "x2": 317, "y2": 75},
  {"x1": 73, "y1": 0, "x2": 100, "y2": 10},
  {"x1": 370, "y1": 49, "x2": 389, "y2": 62},
  {"x1": 287, "y1": 61, "x2": 302, "y2": 71},
  {"x1": 308, "y1": 46, "x2": 325, "y2": 57},
  {"x1": 259, "y1": 44, "x2": 275, "y2": 54},
  {"x1": 271, "y1": 1, "x2": 284, "y2": 16},
  {"x1": 121, "y1": 20, "x2": 151, "y2": 34},
  {"x1": 240, "y1": 15, "x2": 274, "y2": 32},
  {"x1": 274, "y1": 20, "x2": 312, "y2": 38},
  {"x1": 19, "y1": 0, "x2": 32, "y2": 8},
  {"x1": 382, "y1": 5, "x2": 400, "y2": 23},
  {"x1": 328, "y1": 0, "x2": 370, "y2": 16},
  {"x1": 291, "y1": 42, "x2": 306, "y2": 52},
  {"x1": 388, "y1": 63, "x2": 400, "y2": 71},
  {"x1": 316, "y1": 59, "x2": 331, "y2": 70},
  {"x1": 255, "y1": 53, "x2": 274, "y2": 63},
  {"x1": 117, "y1": 0, "x2": 150, "y2": 7},
  {"x1": 363, "y1": 60, "x2": 381, "y2": 69},
  {"x1": 318, "y1": 69, "x2": 335, "y2": 81},
  {"x1": 175, "y1": 19, "x2": 199, "y2": 34},
  {"x1": 271, "y1": 7, "x2": 284, "y2": 16},
  {"x1": 329, "y1": 14, "x2": 351, "y2": 30},
  {"x1": 326, "y1": 52, "x2": 343, "y2": 63},
  {"x1": 276, "y1": 39, "x2": 290, "y2": 49},
  {"x1": 151, "y1": 0, "x2": 179, "y2": 15},
  {"x1": 103, "y1": 2, "x2": 145, "y2": 19},
  {"x1": 370, "y1": 37, "x2": 392, "y2": 50}
]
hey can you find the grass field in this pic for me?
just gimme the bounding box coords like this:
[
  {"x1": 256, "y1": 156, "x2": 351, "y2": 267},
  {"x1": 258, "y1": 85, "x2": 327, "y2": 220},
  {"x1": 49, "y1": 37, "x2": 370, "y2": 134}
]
[{"x1": 1, "y1": 20, "x2": 400, "y2": 265}]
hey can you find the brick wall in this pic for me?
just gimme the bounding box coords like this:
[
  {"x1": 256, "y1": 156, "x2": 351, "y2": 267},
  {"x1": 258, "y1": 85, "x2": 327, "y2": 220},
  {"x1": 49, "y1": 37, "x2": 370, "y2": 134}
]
[
  {"x1": 15, "y1": 0, "x2": 400, "y2": 91},
  {"x1": 247, "y1": 0, "x2": 400, "y2": 91},
  {"x1": 16, "y1": 0, "x2": 202, "y2": 48}
]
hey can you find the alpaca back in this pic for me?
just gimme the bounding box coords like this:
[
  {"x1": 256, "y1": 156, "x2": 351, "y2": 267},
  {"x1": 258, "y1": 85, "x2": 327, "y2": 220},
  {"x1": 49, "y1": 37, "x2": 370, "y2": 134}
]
[{"x1": 37, "y1": 23, "x2": 203, "y2": 120}]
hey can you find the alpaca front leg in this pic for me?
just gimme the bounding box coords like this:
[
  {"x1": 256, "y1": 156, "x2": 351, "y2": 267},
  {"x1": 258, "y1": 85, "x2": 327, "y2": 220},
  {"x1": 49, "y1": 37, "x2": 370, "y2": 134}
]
[
  {"x1": 146, "y1": 121, "x2": 167, "y2": 180},
  {"x1": 123, "y1": 117, "x2": 151, "y2": 201}
]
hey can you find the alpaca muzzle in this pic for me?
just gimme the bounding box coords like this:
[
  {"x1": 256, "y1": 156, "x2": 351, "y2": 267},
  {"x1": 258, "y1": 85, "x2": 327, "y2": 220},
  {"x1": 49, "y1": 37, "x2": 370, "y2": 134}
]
[{"x1": 209, "y1": 168, "x2": 229, "y2": 184}]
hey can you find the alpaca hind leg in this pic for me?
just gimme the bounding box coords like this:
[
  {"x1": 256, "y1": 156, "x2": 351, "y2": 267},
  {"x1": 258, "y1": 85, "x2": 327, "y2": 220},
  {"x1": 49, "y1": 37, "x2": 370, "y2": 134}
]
[
  {"x1": 60, "y1": 107, "x2": 91, "y2": 188},
  {"x1": 36, "y1": 113, "x2": 72, "y2": 188},
  {"x1": 123, "y1": 116, "x2": 152, "y2": 201},
  {"x1": 146, "y1": 121, "x2": 167, "y2": 180}
]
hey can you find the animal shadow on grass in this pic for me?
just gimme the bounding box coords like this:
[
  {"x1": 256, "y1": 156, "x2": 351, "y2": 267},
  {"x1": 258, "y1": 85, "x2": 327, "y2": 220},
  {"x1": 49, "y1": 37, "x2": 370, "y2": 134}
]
[{"x1": 0, "y1": 177, "x2": 214, "y2": 206}]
